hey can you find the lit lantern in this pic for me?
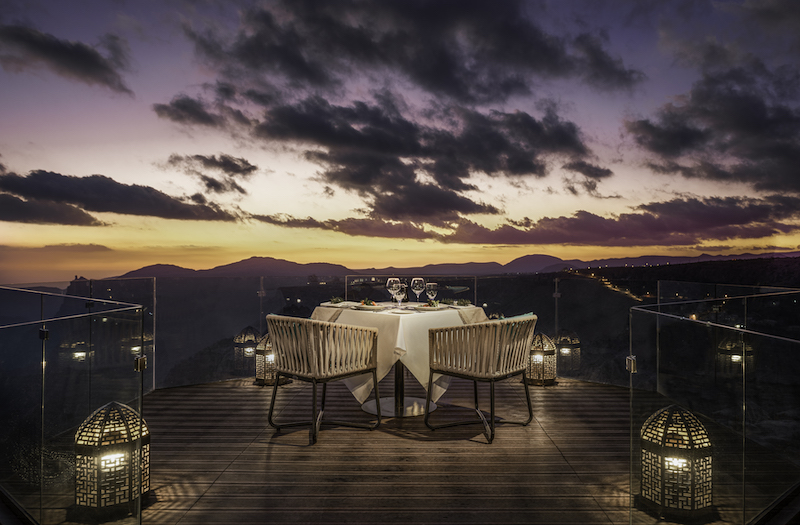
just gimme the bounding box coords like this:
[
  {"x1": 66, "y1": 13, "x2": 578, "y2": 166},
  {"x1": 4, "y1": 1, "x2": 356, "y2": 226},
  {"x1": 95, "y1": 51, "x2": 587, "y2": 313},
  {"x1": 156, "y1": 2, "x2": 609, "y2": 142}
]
[
  {"x1": 639, "y1": 405, "x2": 713, "y2": 520},
  {"x1": 234, "y1": 326, "x2": 260, "y2": 371},
  {"x1": 715, "y1": 333, "x2": 754, "y2": 380},
  {"x1": 526, "y1": 333, "x2": 557, "y2": 386},
  {"x1": 74, "y1": 402, "x2": 150, "y2": 510},
  {"x1": 255, "y1": 332, "x2": 291, "y2": 386},
  {"x1": 556, "y1": 330, "x2": 581, "y2": 373}
]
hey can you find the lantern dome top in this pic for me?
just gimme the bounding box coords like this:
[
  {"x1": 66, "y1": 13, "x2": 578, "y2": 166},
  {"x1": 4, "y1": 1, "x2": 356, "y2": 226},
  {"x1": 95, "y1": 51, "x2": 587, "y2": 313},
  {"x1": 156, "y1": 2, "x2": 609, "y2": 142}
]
[
  {"x1": 75, "y1": 401, "x2": 149, "y2": 447},
  {"x1": 234, "y1": 326, "x2": 261, "y2": 344},
  {"x1": 641, "y1": 405, "x2": 710, "y2": 449},
  {"x1": 531, "y1": 333, "x2": 556, "y2": 352},
  {"x1": 256, "y1": 332, "x2": 272, "y2": 351},
  {"x1": 556, "y1": 330, "x2": 580, "y2": 344}
]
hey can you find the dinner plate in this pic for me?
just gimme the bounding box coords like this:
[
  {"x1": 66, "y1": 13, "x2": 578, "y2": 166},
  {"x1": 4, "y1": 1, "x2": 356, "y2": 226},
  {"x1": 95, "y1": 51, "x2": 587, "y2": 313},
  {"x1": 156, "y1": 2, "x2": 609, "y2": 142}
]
[
  {"x1": 354, "y1": 304, "x2": 386, "y2": 311},
  {"x1": 413, "y1": 304, "x2": 450, "y2": 311},
  {"x1": 320, "y1": 301, "x2": 357, "y2": 308}
]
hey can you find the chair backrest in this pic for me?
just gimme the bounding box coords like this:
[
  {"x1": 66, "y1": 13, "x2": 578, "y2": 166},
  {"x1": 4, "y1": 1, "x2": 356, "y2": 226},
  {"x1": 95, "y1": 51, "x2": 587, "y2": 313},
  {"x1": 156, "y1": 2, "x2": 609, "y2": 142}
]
[
  {"x1": 429, "y1": 314, "x2": 538, "y2": 379},
  {"x1": 266, "y1": 314, "x2": 378, "y2": 380}
]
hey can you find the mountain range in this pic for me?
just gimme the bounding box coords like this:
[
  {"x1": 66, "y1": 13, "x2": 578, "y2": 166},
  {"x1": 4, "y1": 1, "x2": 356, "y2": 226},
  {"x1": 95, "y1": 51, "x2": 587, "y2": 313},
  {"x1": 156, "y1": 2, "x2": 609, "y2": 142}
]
[{"x1": 119, "y1": 251, "x2": 800, "y2": 279}]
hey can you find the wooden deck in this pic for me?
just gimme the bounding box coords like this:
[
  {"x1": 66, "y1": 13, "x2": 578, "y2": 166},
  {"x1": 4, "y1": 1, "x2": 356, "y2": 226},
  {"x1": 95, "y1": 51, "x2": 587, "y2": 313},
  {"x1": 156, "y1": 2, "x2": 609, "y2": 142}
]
[{"x1": 142, "y1": 372, "x2": 633, "y2": 525}]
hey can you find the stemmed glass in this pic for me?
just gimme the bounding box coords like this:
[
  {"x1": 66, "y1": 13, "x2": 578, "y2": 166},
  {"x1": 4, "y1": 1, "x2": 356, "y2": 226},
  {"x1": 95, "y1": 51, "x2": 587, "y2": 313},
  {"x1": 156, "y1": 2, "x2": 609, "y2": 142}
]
[
  {"x1": 386, "y1": 278, "x2": 400, "y2": 306},
  {"x1": 425, "y1": 282, "x2": 438, "y2": 302},
  {"x1": 410, "y1": 278, "x2": 425, "y2": 303},
  {"x1": 395, "y1": 283, "x2": 407, "y2": 308}
]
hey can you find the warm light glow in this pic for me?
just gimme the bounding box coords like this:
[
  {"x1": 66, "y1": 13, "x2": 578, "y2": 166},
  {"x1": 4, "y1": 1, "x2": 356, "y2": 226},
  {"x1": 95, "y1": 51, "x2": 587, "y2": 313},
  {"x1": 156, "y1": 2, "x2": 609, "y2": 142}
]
[
  {"x1": 267, "y1": 354, "x2": 275, "y2": 363},
  {"x1": 73, "y1": 351, "x2": 87, "y2": 361},
  {"x1": 101, "y1": 453, "x2": 126, "y2": 468},
  {"x1": 665, "y1": 457, "x2": 687, "y2": 470},
  {"x1": 244, "y1": 347, "x2": 255, "y2": 358},
  {"x1": 532, "y1": 354, "x2": 544, "y2": 363},
  {"x1": 730, "y1": 354, "x2": 742, "y2": 362},
  {"x1": 560, "y1": 348, "x2": 571, "y2": 355}
]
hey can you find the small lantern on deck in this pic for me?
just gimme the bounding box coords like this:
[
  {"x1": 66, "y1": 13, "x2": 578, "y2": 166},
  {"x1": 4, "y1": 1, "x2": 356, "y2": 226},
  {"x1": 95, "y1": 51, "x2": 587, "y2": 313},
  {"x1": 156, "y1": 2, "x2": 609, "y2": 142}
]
[
  {"x1": 234, "y1": 326, "x2": 260, "y2": 371},
  {"x1": 715, "y1": 333, "x2": 754, "y2": 380},
  {"x1": 526, "y1": 333, "x2": 557, "y2": 386},
  {"x1": 255, "y1": 332, "x2": 291, "y2": 386},
  {"x1": 74, "y1": 402, "x2": 150, "y2": 510},
  {"x1": 639, "y1": 405, "x2": 713, "y2": 521},
  {"x1": 556, "y1": 330, "x2": 581, "y2": 373}
]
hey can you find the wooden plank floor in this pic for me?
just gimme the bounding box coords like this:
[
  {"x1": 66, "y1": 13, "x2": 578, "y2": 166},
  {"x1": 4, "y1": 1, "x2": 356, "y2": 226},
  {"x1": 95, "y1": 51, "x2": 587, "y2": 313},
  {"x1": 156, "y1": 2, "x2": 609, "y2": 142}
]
[{"x1": 141, "y1": 372, "x2": 633, "y2": 525}]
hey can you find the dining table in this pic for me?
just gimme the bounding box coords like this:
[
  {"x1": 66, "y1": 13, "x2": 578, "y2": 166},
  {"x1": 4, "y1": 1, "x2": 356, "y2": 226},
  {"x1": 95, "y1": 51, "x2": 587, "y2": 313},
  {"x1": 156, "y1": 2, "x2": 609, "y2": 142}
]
[{"x1": 311, "y1": 301, "x2": 488, "y2": 417}]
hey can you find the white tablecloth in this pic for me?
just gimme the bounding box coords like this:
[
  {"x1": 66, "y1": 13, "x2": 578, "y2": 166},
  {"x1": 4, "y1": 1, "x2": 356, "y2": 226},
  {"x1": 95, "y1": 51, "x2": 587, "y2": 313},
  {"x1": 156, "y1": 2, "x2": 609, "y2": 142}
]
[{"x1": 311, "y1": 304, "x2": 487, "y2": 403}]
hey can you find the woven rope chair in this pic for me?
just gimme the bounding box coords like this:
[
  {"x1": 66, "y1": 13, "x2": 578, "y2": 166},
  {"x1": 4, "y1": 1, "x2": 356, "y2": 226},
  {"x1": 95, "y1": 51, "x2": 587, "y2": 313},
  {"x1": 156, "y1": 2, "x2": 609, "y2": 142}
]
[
  {"x1": 266, "y1": 314, "x2": 381, "y2": 444},
  {"x1": 424, "y1": 314, "x2": 538, "y2": 443}
]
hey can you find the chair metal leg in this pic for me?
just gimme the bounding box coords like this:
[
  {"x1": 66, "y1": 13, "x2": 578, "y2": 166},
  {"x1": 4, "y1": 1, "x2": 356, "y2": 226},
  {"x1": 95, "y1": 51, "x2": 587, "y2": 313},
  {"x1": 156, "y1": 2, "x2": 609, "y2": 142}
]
[
  {"x1": 487, "y1": 382, "x2": 496, "y2": 443},
  {"x1": 423, "y1": 370, "x2": 436, "y2": 430},
  {"x1": 270, "y1": 370, "x2": 382, "y2": 443},
  {"x1": 310, "y1": 381, "x2": 319, "y2": 445},
  {"x1": 521, "y1": 371, "x2": 533, "y2": 426},
  {"x1": 371, "y1": 369, "x2": 382, "y2": 429},
  {"x1": 267, "y1": 372, "x2": 283, "y2": 430},
  {"x1": 310, "y1": 370, "x2": 381, "y2": 432},
  {"x1": 424, "y1": 372, "x2": 532, "y2": 443}
]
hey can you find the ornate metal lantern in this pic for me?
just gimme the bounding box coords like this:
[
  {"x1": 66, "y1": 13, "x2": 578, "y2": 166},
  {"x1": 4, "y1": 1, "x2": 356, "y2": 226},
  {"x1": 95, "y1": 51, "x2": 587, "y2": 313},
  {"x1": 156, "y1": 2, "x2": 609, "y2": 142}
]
[
  {"x1": 715, "y1": 333, "x2": 754, "y2": 379},
  {"x1": 639, "y1": 405, "x2": 713, "y2": 520},
  {"x1": 526, "y1": 333, "x2": 557, "y2": 386},
  {"x1": 556, "y1": 329, "x2": 581, "y2": 373},
  {"x1": 74, "y1": 402, "x2": 150, "y2": 510},
  {"x1": 255, "y1": 332, "x2": 291, "y2": 386},
  {"x1": 234, "y1": 326, "x2": 260, "y2": 371}
]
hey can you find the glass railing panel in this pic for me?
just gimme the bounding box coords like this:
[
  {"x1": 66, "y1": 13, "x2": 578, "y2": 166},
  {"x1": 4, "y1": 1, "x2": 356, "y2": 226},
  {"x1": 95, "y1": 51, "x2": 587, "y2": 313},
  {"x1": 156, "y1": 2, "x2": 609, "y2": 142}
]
[
  {"x1": 0, "y1": 287, "x2": 145, "y2": 525},
  {"x1": 629, "y1": 291, "x2": 800, "y2": 524},
  {"x1": 0, "y1": 320, "x2": 45, "y2": 523},
  {"x1": 154, "y1": 276, "x2": 291, "y2": 388}
]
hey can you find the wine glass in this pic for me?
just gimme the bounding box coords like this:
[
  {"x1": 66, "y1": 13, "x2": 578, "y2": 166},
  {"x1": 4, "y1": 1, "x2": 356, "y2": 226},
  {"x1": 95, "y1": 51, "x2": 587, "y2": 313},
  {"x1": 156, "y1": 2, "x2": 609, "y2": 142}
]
[
  {"x1": 386, "y1": 278, "x2": 400, "y2": 305},
  {"x1": 425, "y1": 282, "x2": 438, "y2": 301},
  {"x1": 410, "y1": 278, "x2": 425, "y2": 303},
  {"x1": 394, "y1": 283, "x2": 407, "y2": 308}
]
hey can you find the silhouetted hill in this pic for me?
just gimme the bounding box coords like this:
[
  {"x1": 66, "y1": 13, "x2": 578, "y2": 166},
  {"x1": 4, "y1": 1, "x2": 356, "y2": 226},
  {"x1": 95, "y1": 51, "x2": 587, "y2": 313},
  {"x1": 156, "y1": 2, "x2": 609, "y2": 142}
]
[
  {"x1": 123, "y1": 264, "x2": 197, "y2": 278},
  {"x1": 361, "y1": 262, "x2": 505, "y2": 275},
  {"x1": 119, "y1": 251, "x2": 800, "y2": 280},
  {"x1": 504, "y1": 254, "x2": 580, "y2": 273},
  {"x1": 198, "y1": 256, "x2": 351, "y2": 277},
  {"x1": 121, "y1": 257, "x2": 351, "y2": 278}
]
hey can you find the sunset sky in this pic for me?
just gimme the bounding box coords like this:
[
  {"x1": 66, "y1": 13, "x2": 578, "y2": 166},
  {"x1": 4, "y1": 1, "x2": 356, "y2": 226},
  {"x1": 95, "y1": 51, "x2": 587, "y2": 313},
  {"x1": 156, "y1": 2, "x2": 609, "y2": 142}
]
[{"x1": 2, "y1": 0, "x2": 800, "y2": 283}]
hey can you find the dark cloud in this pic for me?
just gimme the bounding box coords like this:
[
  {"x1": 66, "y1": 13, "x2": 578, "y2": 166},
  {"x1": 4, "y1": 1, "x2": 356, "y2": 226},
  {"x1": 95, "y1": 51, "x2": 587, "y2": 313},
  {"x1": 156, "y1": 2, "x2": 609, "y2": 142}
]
[
  {"x1": 190, "y1": 154, "x2": 257, "y2": 177},
  {"x1": 255, "y1": 95, "x2": 588, "y2": 222},
  {"x1": 562, "y1": 160, "x2": 613, "y2": 179},
  {"x1": 626, "y1": 59, "x2": 800, "y2": 192},
  {"x1": 185, "y1": 0, "x2": 644, "y2": 104},
  {"x1": 0, "y1": 193, "x2": 102, "y2": 225},
  {"x1": 163, "y1": 1, "x2": 640, "y2": 226},
  {"x1": 0, "y1": 171, "x2": 238, "y2": 221},
  {"x1": 153, "y1": 95, "x2": 225, "y2": 127},
  {"x1": 734, "y1": 0, "x2": 800, "y2": 44},
  {"x1": 166, "y1": 153, "x2": 258, "y2": 195},
  {"x1": 440, "y1": 195, "x2": 800, "y2": 246},
  {"x1": 572, "y1": 32, "x2": 647, "y2": 90},
  {"x1": 253, "y1": 214, "x2": 433, "y2": 240},
  {"x1": 0, "y1": 25, "x2": 132, "y2": 94},
  {"x1": 252, "y1": 194, "x2": 800, "y2": 247}
]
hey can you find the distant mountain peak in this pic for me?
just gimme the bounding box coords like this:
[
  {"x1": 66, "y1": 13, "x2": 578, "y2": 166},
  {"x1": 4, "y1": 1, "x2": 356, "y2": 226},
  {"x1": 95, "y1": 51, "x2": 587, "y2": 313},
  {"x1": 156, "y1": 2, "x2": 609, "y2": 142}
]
[{"x1": 118, "y1": 250, "x2": 800, "y2": 279}]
